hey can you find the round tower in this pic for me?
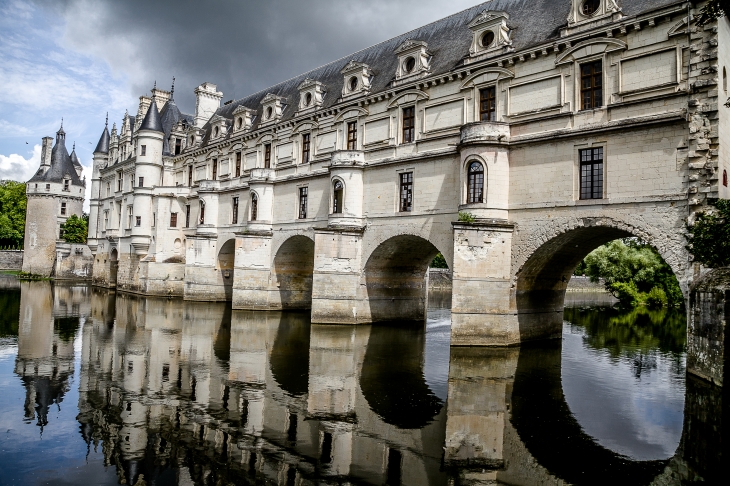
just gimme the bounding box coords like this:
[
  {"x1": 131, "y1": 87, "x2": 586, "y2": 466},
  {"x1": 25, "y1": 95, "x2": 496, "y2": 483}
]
[{"x1": 88, "y1": 116, "x2": 110, "y2": 253}]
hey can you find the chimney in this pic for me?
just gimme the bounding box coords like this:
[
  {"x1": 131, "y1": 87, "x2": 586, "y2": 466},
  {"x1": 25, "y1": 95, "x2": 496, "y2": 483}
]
[
  {"x1": 40, "y1": 136, "x2": 53, "y2": 172},
  {"x1": 194, "y1": 82, "x2": 223, "y2": 128}
]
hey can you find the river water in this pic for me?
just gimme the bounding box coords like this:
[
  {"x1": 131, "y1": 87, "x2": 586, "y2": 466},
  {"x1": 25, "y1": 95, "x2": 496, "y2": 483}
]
[{"x1": 0, "y1": 279, "x2": 724, "y2": 485}]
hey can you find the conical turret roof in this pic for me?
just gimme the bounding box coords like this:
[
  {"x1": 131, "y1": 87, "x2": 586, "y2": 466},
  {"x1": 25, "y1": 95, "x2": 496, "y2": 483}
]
[
  {"x1": 94, "y1": 119, "x2": 110, "y2": 154},
  {"x1": 139, "y1": 97, "x2": 163, "y2": 133},
  {"x1": 28, "y1": 123, "x2": 84, "y2": 186},
  {"x1": 70, "y1": 142, "x2": 82, "y2": 167}
]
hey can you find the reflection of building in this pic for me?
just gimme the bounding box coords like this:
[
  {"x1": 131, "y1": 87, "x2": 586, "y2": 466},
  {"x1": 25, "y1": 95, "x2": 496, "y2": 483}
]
[{"x1": 14, "y1": 281, "x2": 90, "y2": 431}]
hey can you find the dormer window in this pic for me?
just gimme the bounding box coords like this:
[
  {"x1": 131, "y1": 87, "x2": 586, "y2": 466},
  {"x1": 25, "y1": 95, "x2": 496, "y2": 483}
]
[
  {"x1": 466, "y1": 10, "x2": 513, "y2": 63},
  {"x1": 393, "y1": 40, "x2": 431, "y2": 85},
  {"x1": 567, "y1": 0, "x2": 621, "y2": 26},
  {"x1": 63, "y1": 179, "x2": 70, "y2": 191},
  {"x1": 340, "y1": 61, "x2": 373, "y2": 100},
  {"x1": 260, "y1": 93, "x2": 286, "y2": 126},
  {"x1": 582, "y1": 0, "x2": 600, "y2": 15},
  {"x1": 297, "y1": 78, "x2": 326, "y2": 114},
  {"x1": 209, "y1": 115, "x2": 227, "y2": 140},
  {"x1": 232, "y1": 105, "x2": 256, "y2": 133}
]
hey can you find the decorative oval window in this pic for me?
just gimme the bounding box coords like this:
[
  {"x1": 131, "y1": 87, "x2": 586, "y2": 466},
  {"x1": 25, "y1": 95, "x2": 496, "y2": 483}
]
[
  {"x1": 404, "y1": 56, "x2": 416, "y2": 74},
  {"x1": 481, "y1": 30, "x2": 495, "y2": 48},
  {"x1": 236, "y1": 117, "x2": 242, "y2": 129},
  {"x1": 266, "y1": 106, "x2": 273, "y2": 119},
  {"x1": 305, "y1": 92, "x2": 312, "y2": 106},
  {"x1": 349, "y1": 76, "x2": 359, "y2": 91},
  {"x1": 582, "y1": 0, "x2": 600, "y2": 15}
]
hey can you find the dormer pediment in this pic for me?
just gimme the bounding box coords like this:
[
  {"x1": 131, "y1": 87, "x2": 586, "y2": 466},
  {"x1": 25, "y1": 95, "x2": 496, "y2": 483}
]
[
  {"x1": 555, "y1": 37, "x2": 627, "y2": 65},
  {"x1": 260, "y1": 93, "x2": 286, "y2": 125},
  {"x1": 340, "y1": 61, "x2": 373, "y2": 100},
  {"x1": 209, "y1": 114, "x2": 228, "y2": 140},
  {"x1": 567, "y1": 0, "x2": 621, "y2": 27},
  {"x1": 232, "y1": 105, "x2": 256, "y2": 133},
  {"x1": 393, "y1": 39, "x2": 431, "y2": 86},
  {"x1": 466, "y1": 10, "x2": 513, "y2": 64},
  {"x1": 297, "y1": 78, "x2": 326, "y2": 113}
]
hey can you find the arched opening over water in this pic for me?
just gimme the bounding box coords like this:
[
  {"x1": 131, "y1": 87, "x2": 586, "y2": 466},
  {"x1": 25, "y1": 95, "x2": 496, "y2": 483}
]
[
  {"x1": 363, "y1": 234, "x2": 446, "y2": 322},
  {"x1": 273, "y1": 235, "x2": 315, "y2": 309},
  {"x1": 216, "y1": 239, "x2": 235, "y2": 301}
]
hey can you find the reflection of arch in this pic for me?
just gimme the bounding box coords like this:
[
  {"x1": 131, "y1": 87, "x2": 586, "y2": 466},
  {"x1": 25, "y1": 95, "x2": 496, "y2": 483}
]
[
  {"x1": 273, "y1": 235, "x2": 315, "y2": 309},
  {"x1": 511, "y1": 340, "x2": 668, "y2": 484},
  {"x1": 360, "y1": 324, "x2": 443, "y2": 428},
  {"x1": 217, "y1": 239, "x2": 235, "y2": 301},
  {"x1": 270, "y1": 312, "x2": 310, "y2": 396},
  {"x1": 363, "y1": 235, "x2": 443, "y2": 322}
]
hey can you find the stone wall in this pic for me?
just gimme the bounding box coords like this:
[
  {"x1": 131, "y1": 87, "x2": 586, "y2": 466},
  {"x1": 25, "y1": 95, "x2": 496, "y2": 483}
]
[
  {"x1": 688, "y1": 267, "x2": 728, "y2": 386},
  {"x1": 0, "y1": 250, "x2": 23, "y2": 270},
  {"x1": 54, "y1": 243, "x2": 94, "y2": 280}
]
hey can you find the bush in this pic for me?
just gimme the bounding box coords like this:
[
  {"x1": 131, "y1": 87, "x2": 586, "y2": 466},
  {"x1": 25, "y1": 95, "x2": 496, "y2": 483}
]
[
  {"x1": 645, "y1": 286, "x2": 668, "y2": 309},
  {"x1": 430, "y1": 253, "x2": 448, "y2": 268},
  {"x1": 60, "y1": 214, "x2": 88, "y2": 243},
  {"x1": 608, "y1": 281, "x2": 641, "y2": 307},
  {"x1": 458, "y1": 211, "x2": 475, "y2": 223}
]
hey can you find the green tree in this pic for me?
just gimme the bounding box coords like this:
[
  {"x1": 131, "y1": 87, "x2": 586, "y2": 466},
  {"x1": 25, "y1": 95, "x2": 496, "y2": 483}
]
[
  {"x1": 686, "y1": 199, "x2": 730, "y2": 267},
  {"x1": 60, "y1": 214, "x2": 88, "y2": 243},
  {"x1": 580, "y1": 239, "x2": 683, "y2": 308},
  {"x1": 430, "y1": 253, "x2": 448, "y2": 268},
  {"x1": 0, "y1": 180, "x2": 27, "y2": 248}
]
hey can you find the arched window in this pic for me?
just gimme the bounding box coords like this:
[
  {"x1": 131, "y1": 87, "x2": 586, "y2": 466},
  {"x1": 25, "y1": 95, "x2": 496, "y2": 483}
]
[
  {"x1": 724, "y1": 169, "x2": 728, "y2": 187},
  {"x1": 250, "y1": 193, "x2": 258, "y2": 221},
  {"x1": 333, "y1": 180, "x2": 344, "y2": 214},
  {"x1": 467, "y1": 161, "x2": 484, "y2": 203}
]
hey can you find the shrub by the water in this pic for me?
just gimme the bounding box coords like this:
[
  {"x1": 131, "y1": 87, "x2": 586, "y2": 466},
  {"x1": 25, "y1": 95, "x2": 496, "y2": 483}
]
[
  {"x1": 686, "y1": 199, "x2": 730, "y2": 268},
  {"x1": 60, "y1": 214, "x2": 89, "y2": 244}
]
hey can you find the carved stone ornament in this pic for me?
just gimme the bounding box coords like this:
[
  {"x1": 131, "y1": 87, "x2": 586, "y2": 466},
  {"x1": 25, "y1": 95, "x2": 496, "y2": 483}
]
[
  {"x1": 467, "y1": 10, "x2": 513, "y2": 60},
  {"x1": 340, "y1": 61, "x2": 373, "y2": 100},
  {"x1": 260, "y1": 93, "x2": 286, "y2": 124},
  {"x1": 297, "y1": 78, "x2": 327, "y2": 113},
  {"x1": 393, "y1": 39, "x2": 431, "y2": 83},
  {"x1": 232, "y1": 105, "x2": 256, "y2": 132},
  {"x1": 567, "y1": 0, "x2": 621, "y2": 26}
]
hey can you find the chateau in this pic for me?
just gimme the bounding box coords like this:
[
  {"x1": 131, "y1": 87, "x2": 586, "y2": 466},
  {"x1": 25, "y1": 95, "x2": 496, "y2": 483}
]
[{"x1": 78, "y1": 0, "x2": 727, "y2": 356}]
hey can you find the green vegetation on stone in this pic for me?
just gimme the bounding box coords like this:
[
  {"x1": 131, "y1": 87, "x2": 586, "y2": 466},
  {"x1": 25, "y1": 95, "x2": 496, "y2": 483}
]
[
  {"x1": 686, "y1": 199, "x2": 730, "y2": 268},
  {"x1": 457, "y1": 211, "x2": 475, "y2": 223},
  {"x1": 574, "y1": 239, "x2": 683, "y2": 308},
  {"x1": 60, "y1": 214, "x2": 89, "y2": 244},
  {"x1": 0, "y1": 180, "x2": 27, "y2": 248},
  {"x1": 430, "y1": 253, "x2": 448, "y2": 268}
]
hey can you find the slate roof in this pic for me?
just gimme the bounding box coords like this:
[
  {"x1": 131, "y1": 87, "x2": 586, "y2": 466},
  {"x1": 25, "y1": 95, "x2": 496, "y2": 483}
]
[
  {"x1": 159, "y1": 99, "x2": 194, "y2": 155},
  {"x1": 94, "y1": 125, "x2": 110, "y2": 154},
  {"x1": 29, "y1": 127, "x2": 85, "y2": 185},
  {"x1": 196, "y1": 0, "x2": 681, "y2": 147},
  {"x1": 139, "y1": 98, "x2": 164, "y2": 133},
  {"x1": 70, "y1": 143, "x2": 82, "y2": 168}
]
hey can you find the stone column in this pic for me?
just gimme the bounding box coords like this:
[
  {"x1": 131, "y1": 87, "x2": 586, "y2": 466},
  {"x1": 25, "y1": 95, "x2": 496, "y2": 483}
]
[
  {"x1": 688, "y1": 268, "x2": 728, "y2": 386},
  {"x1": 231, "y1": 232, "x2": 273, "y2": 310}
]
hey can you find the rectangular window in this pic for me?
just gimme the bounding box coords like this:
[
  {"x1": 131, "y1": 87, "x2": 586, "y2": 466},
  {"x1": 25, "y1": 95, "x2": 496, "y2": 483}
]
[
  {"x1": 212, "y1": 159, "x2": 217, "y2": 180},
  {"x1": 347, "y1": 121, "x2": 357, "y2": 150},
  {"x1": 175, "y1": 138, "x2": 181, "y2": 155},
  {"x1": 117, "y1": 172, "x2": 123, "y2": 191},
  {"x1": 152, "y1": 213, "x2": 156, "y2": 227},
  {"x1": 232, "y1": 197, "x2": 239, "y2": 224},
  {"x1": 399, "y1": 172, "x2": 413, "y2": 212},
  {"x1": 302, "y1": 133, "x2": 311, "y2": 163},
  {"x1": 135, "y1": 216, "x2": 141, "y2": 227},
  {"x1": 59, "y1": 225, "x2": 64, "y2": 239},
  {"x1": 106, "y1": 183, "x2": 110, "y2": 196},
  {"x1": 60, "y1": 202, "x2": 67, "y2": 216},
  {"x1": 63, "y1": 179, "x2": 70, "y2": 192},
  {"x1": 170, "y1": 212, "x2": 178, "y2": 228},
  {"x1": 141, "y1": 145, "x2": 146, "y2": 156},
  {"x1": 479, "y1": 87, "x2": 496, "y2": 121},
  {"x1": 103, "y1": 211, "x2": 109, "y2": 230},
  {"x1": 188, "y1": 166, "x2": 193, "y2": 186},
  {"x1": 579, "y1": 147, "x2": 604, "y2": 199},
  {"x1": 127, "y1": 205, "x2": 133, "y2": 228},
  {"x1": 235, "y1": 152, "x2": 242, "y2": 177},
  {"x1": 580, "y1": 60, "x2": 603, "y2": 110},
  {"x1": 299, "y1": 187, "x2": 308, "y2": 219},
  {"x1": 264, "y1": 144, "x2": 271, "y2": 168},
  {"x1": 46, "y1": 184, "x2": 50, "y2": 191},
  {"x1": 199, "y1": 204, "x2": 205, "y2": 224},
  {"x1": 402, "y1": 106, "x2": 415, "y2": 143},
  {"x1": 138, "y1": 176, "x2": 144, "y2": 188},
  {"x1": 185, "y1": 205, "x2": 191, "y2": 227}
]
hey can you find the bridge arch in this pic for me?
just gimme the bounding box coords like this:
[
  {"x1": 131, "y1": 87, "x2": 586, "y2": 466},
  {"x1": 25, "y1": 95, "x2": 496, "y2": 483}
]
[
  {"x1": 216, "y1": 238, "x2": 236, "y2": 301},
  {"x1": 272, "y1": 234, "x2": 315, "y2": 309}
]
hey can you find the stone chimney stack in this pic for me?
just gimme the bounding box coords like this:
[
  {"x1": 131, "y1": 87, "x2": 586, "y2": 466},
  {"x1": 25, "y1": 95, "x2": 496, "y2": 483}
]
[
  {"x1": 40, "y1": 136, "x2": 53, "y2": 173},
  {"x1": 194, "y1": 82, "x2": 223, "y2": 128}
]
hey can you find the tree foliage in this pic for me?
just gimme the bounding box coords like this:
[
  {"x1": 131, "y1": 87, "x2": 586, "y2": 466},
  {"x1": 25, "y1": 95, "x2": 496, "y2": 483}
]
[
  {"x1": 60, "y1": 214, "x2": 88, "y2": 244},
  {"x1": 430, "y1": 253, "x2": 448, "y2": 268},
  {"x1": 575, "y1": 239, "x2": 683, "y2": 308},
  {"x1": 686, "y1": 199, "x2": 730, "y2": 267},
  {"x1": 0, "y1": 180, "x2": 27, "y2": 248}
]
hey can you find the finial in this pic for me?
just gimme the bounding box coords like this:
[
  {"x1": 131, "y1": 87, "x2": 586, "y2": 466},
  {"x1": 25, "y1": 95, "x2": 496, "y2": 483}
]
[
  {"x1": 105, "y1": 112, "x2": 108, "y2": 126},
  {"x1": 60, "y1": 117, "x2": 63, "y2": 129},
  {"x1": 153, "y1": 80, "x2": 157, "y2": 90},
  {"x1": 73, "y1": 142, "x2": 75, "y2": 150},
  {"x1": 170, "y1": 76, "x2": 175, "y2": 99}
]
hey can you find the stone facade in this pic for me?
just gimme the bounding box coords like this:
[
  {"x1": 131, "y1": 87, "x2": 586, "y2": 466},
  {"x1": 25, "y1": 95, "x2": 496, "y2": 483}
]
[
  {"x1": 87, "y1": 1, "x2": 728, "y2": 363},
  {"x1": 0, "y1": 250, "x2": 23, "y2": 270}
]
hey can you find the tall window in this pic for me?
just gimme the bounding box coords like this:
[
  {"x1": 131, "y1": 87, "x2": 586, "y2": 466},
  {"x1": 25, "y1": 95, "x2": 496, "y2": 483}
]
[
  {"x1": 175, "y1": 138, "x2": 181, "y2": 155},
  {"x1": 106, "y1": 182, "x2": 110, "y2": 196},
  {"x1": 250, "y1": 193, "x2": 258, "y2": 221},
  {"x1": 188, "y1": 166, "x2": 193, "y2": 186},
  {"x1": 580, "y1": 60, "x2": 603, "y2": 110},
  {"x1": 117, "y1": 172, "x2": 123, "y2": 191},
  {"x1": 170, "y1": 212, "x2": 178, "y2": 228},
  {"x1": 127, "y1": 205, "x2": 133, "y2": 228},
  {"x1": 232, "y1": 197, "x2": 239, "y2": 224},
  {"x1": 140, "y1": 145, "x2": 146, "y2": 156},
  {"x1": 299, "y1": 187, "x2": 308, "y2": 219},
  {"x1": 199, "y1": 204, "x2": 205, "y2": 224},
  {"x1": 302, "y1": 133, "x2": 311, "y2": 163},
  {"x1": 60, "y1": 202, "x2": 67, "y2": 216},
  {"x1": 402, "y1": 106, "x2": 415, "y2": 143},
  {"x1": 185, "y1": 205, "x2": 191, "y2": 227},
  {"x1": 399, "y1": 172, "x2": 413, "y2": 212},
  {"x1": 103, "y1": 211, "x2": 109, "y2": 230},
  {"x1": 138, "y1": 176, "x2": 144, "y2": 188},
  {"x1": 479, "y1": 87, "x2": 496, "y2": 121},
  {"x1": 264, "y1": 143, "x2": 271, "y2": 168},
  {"x1": 235, "y1": 152, "x2": 242, "y2": 177},
  {"x1": 135, "y1": 216, "x2": 141, "y2": 227},
  {"x1": 212, "y1": 159, "x2": 217, "y2": 180},
  {"x1": 467, "y1": 161, "x2": 485, "y2": 203},
  {"x1": 63, "y1": 179, "x2": 70, "y2": 192},
  {"x1": 333, "y1": 180, "x2": 343, "y2": 214},
  {"x1": 580, "y1": 147, "x2": 604, "y2": 199},
  {"x1": 347, "y1": 121, "x2": 357, "y2": 150}
]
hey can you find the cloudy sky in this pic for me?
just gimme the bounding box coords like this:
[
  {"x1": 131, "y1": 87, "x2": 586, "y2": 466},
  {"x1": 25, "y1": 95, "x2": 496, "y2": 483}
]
[{"x1": 0, "y1": 0, "x2": 483, "y2": 205}]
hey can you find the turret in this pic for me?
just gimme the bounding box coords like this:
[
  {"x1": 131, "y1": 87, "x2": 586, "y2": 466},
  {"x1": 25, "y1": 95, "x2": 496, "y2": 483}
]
[
  {"x1": 70, "y1": 143, "x2": 83, "y2": 177},
  {"x1": 88, "y1": 115, "x2": 110, "y2": 252}
]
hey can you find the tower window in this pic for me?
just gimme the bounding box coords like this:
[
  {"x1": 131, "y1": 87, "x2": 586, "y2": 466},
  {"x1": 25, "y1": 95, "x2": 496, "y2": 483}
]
[
  {"x1": 63, "y1": 179, "x2": 70, "y2": 191},
  {"x1": 127, "y1": 205, "x2": 133, "y2": 228},
  {"x1": 402, "y1": 107, "x2": 415, "y2": 143},
  {"x1": 60, "y1": 202, "x2": 67, "y2": 216},
  {"x1": 333, "y1": 180, "x2": 343, "y2": 214},
  {"x1": 264, "y1": 143, "x2": 271, "y2": 168},
  {"x1": 302, "y1": 133, "x2": 311, "y2": 163},
  {"x1": 579, "y1": 147, "x2": 604, "y2": 199},
  {"x1": 46, "y1": 184, "x2": 50, "y2": 191},
  {"x1": 138, "y1": 176, "x2": 144, "y2": 188},
  {"x1": 399, "y1": 172, "x2": 413, "y2": 212},
  {"x1": 135, "y1": 216, "x2": 141, "y2": 227},
  {"x1": 250, "y1": 193, "x2": 258, "y2": 221},
  {"x1": 199, "y1": 204, "x2": 205, "y2": 224},
  {"x1": 404, "y1": 56, "x2": 416, "y2": 74},
  {"x1": 347, "y1": 121, "x2": 357, "y2": 150},
  {"x1": 467, "y1": 161, "x2": 485, "y2": 203},
  {"x1": 170, "y1": 212, "x2": 178, "y2": 228},
  {"x1": 140, "y1": 145, "x2": 146, "y2": 156},
  {"x1": 299, "y1": 187, "x2": 308, "y2": 219},
  {"x1": 232, "y1": 197, "x2": 239, "y2": 224},
  {"x1": 175, "y1": 138, "x2": 182, "y2": 155},
  {"x1": 580, "y1": 60, "x2": 603, "y2": 110},
  {"x1": 479, "y1": 87, "x2": 496, "y2": 122}
]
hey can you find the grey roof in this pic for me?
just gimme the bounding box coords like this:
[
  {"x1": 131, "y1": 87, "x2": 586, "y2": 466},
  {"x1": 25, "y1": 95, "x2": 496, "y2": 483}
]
[
  {"x1": 159, "y1": 99, "x2": 194, "y2": 155},
  {"x1": 70, "y1": 144, "x2": 82, "y2": 168},
  {"x1": 94, "y1": 126, "x2": 110, "y2": 154},
  {"x1": 139, "y1": 98, "x2": 164, "y2": 133},
  {"x1": 197, "y1": 0, "x2": 680, "y2": 147},
  {"x1": 29, "y1": 127, "x2": 85, "y2": 186}
]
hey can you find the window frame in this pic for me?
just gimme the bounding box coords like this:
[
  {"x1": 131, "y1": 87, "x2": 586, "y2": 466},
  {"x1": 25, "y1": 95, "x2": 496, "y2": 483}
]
[
  {"x1": 232, "y1": 196, "x2": 239, "y2": 224},
  {"x1": 188, "y1": 166, "x2": 193, "y2": 186},
  {"x1": 185, "y1": 205, "x2": 191, "y2": 227},
  {"x1": 579, "y1": 59, "x2": 603, "y2": 110},
  {"x1": 578, "y1": 146, "x2": 605, "y2": 200},
  {"x1": 264, "y1": 143, "x2": 272, "y2": 168},
  {"x1": 138, "y1": 176, "x2": 144, "y2": 188},
  {"x1": 302, "y1": 133, "x2": 311, "y2": 163},
  {"x1": 332, "y1": 179, "x2": 344, "y2": 214},
  {"x1": 212, "y1": 158, "x2": 217, "y2": 180},
  {"x1": 235, "y1": 152, "x2": 242, "y2": 177},
  {"x1": 140, "y1": 145, "x2": 147, "y2": 156},
  {"x1": 170, "y1": 212, "x2": 178, "y2": 228},
  {"x1": 135, "y1": 216, "x2": 141, "y2": 227},
  {"x1": 466, "y1": 161, "x2": 485, "y2": 203},
  {"x1": 346, "y1": 121, "x2": 357, "y2": 150},
  {"x1": 60, "y1": 202, "x2": 67, "y2": 216},
  {"x1": 399, "y1": 171, "x2": 413, "y2": 212},
  {"x1": 250, "y1": 193, "x2": 258, "y2": 221},
  {"x1": 402, "y1": 106, "x2": 416, "y2": 144},
  {"x1": 298, "y1": 186, "x2": 308, "y2": 219},
  {"x1": 479, "y1": 86, "x2": 497, "y2": 122},
  {"x1": 63, "y1": 179, "x2": 70, "y2": 192}
]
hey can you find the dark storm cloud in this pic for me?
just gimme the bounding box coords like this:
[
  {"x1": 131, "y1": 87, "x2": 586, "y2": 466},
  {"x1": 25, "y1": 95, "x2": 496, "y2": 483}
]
[{"x1": 32, "y1": 0, "x2": 479, "y2": 115}]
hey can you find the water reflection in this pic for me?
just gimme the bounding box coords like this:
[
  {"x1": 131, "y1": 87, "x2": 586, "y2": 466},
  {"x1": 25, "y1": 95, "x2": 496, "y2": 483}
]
[{"x1": 0, "y1": 281, "x2": 725, "y2": 485}]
